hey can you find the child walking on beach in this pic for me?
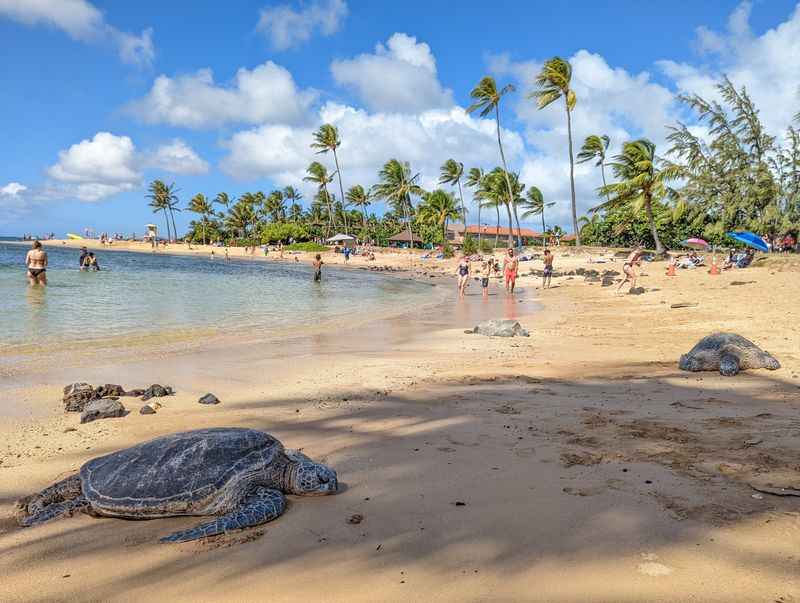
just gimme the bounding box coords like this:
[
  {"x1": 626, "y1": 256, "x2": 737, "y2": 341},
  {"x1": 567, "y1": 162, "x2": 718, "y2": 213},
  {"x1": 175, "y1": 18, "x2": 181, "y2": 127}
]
[{"x1": 481, "y1": 261, "x2": 491, "y2": 299}]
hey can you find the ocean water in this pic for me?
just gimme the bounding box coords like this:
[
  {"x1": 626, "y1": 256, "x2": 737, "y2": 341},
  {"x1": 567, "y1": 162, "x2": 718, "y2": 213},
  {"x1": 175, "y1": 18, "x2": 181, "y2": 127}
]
[{"x1": 0, "y1": 243, "x2": 435, "y2": 349}]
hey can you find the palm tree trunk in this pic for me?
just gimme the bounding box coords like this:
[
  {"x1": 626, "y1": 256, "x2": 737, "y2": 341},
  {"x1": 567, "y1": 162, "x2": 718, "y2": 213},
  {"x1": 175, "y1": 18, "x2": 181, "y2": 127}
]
[
  {"x1": 456, "y1": 179, "x2": 467, "y2": 228},
  {"x1": 495, "y1": 105, "x2": 521, "y2": 248},
  {"x1": 494, "y1": 204, "x2": 500, "y2": 248},
  {"x1": 644, "y1": 194, "x2": 665, "y2": 255},
  {"x1": 477, "y1": 203, "x2": 482, "y2": 246},
  {"x1": 332, "y1": 149, "x2": 349, "y2": 235},
  {"x1": 162, "y1": 211, "x2": 171, "y2": 243},
  {"x1": 168, "y1": 206, "x2": 178, "y2": 242},
  {"x1": 202, "y1": 215, "x2": 207, "y2": 245},
  {"x1": 323, "y1": 186, "x2": 334, "y2": 236},
  {"x1": 541, "y1": 212, "x2": 546, "y2": 246},
  {"x1": 600, "y1": 163, "x2": 610, "y2": 203},
  {"x1": 565, "y1": 99, "x2": 580, "y2": 246},
  {"x1": 513, "y1": 207, "x2": 523, "y2": 248},
  {"x1": 503, "y1": 202, "x2": 514, "y2": 248}
]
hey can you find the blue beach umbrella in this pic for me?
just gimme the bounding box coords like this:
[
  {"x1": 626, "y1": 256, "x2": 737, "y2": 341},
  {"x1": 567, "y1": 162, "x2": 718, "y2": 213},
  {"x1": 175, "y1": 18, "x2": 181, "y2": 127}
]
[{"x1": 726, "y1": 231, "x2": 769, "y2": 252}]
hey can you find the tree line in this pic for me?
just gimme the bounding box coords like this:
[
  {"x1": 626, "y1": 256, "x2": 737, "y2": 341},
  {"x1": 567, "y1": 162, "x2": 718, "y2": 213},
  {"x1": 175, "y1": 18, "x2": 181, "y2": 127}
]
[{"x1": 146, "y1": 60, "x2": 800, "y2": 252}]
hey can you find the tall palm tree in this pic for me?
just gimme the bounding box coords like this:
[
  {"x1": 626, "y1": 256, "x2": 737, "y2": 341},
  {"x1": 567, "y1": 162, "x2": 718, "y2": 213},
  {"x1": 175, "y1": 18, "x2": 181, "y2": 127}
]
[
  {"x1": 577, "y1": 134, "x2": 611, "y2": 202},
  {"x1": 466, "y1": 167, "x2": 486, "y2": 246},
  {"x1": 224, "y1": 200, "x2": 252, "y2": 240},
  {"x1": 467, "y1": 76, "x2": 522, "y2": 247},
  {"x1": 213, "y1": 192, "x2": 230, "y2": 216},
  {"x1": 146, "y1": 180, "x2": 172, "y2": 242},
  {"x1": 163, "y1": 183, "x2": 181, "y2": 241},
  {"x1": 288, "y1": 202, "x2": 304, "y2": 222},
  {"x1": 520, "y1": 186, "x2": 555, "y2": 244},
  {"x1": 372, "y1": 159, "x2": 424, "y2": 248},
  {"x1": 187, "y1": 193, "x2": 213, "y2": 244},
  {"x1": 417, "y1": 189, "x2": 460, "y2": 244},
  {"x1": 485, "y1": 167, "x2": 524, "y2": 248},
  {"x1": 265, "y1": 190, "x2": 286, "y2": 222},
  {"x1": 304, "y1": 161, "x2": 336, "y2": 235},
  {"x1": 439, "y1": 159, "x2": 467, "y2": 227},
  {"x1": 597, "y1": 139, "x2": 681, "y2": 255},
  {"x1": 345, "y1": 184, "x2": 371, "y2": 229},
  {"x1": 283, "y1": 186, "x2": 302, "y2": 210},
  {"x1": 311, "y1": 124, "x2": 349, "y2": 235},
  {"x1": 531, "y1": 57, "x2": 579, "y2": 245}
]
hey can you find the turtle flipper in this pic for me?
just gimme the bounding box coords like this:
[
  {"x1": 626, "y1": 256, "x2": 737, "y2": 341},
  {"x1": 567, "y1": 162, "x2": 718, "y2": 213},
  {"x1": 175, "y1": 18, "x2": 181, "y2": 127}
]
[
  {"x1": 19, "y1": 496, "x2": 90, "y2": 527},
  {"x1": 160, "y1": 487, "x2": 286, "y2": 543}
]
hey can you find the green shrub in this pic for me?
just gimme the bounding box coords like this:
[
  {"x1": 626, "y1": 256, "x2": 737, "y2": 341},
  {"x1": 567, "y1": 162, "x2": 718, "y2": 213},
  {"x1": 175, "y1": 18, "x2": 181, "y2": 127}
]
[
  {"x1": 442, "y1": 242, "x2": 455, "y2": 258},
  {"x1": 284, "y1": 242, "x2": 328, "y2": 252},
  {"x1": 462, "y1": 234, "x2": 478, "y2": 255}
]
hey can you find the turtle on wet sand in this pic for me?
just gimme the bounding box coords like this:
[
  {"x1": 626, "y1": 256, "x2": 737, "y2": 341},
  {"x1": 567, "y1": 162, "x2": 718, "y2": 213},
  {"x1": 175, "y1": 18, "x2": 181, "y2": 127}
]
[
  {"x1": 678, "y1": 332, "x2": 780, "y2": 376},
  {"x1": 15, "y1": 428, "x2": 338, "y2": 543}
]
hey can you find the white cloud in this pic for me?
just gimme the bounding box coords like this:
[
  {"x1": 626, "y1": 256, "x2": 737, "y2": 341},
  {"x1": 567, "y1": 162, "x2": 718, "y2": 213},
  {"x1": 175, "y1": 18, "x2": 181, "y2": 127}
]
[
  {"x1": 1, "y1": 182, "x2": 27, "y2": 197},
  {"x1": 128, "y1": 61, "x2": 316, "y2": 129},
  {"x1": 331, "y1": 33, "x2": 454, "y2": 113},
  {"x1": 257, "y1": 0, "x2": 347, "y2": 50},
  {"x1": 0, "y1": 0, "x2": 154, "y2": 66},
  {"x1": 144, "y1": 139, "x2": 208, "y2": 175},
  {"x1": 657, "y1": 1, "x2": 800, "y2": 138},
  {"x1": 221, "y1": 102, "x2": 523, "y2": 203}
]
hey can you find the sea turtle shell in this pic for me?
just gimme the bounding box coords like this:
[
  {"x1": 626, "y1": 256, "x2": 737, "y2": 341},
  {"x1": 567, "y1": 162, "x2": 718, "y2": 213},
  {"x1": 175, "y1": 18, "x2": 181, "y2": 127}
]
[{"x1": 80, "y1": 428, "x2": 284, "y2": 517}]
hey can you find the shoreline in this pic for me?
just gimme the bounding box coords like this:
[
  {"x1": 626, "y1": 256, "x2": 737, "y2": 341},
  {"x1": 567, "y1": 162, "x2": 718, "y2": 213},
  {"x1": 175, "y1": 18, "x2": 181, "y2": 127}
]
[{"x1": 1, "y1": 250, "x2": 799, "y2": 601}]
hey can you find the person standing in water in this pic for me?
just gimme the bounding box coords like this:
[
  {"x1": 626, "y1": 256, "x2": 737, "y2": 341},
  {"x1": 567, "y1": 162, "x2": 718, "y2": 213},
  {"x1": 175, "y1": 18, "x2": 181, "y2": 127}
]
[
  {"x1": 480, "y1": 260, "x2": 491, "y2": 299},
  {"x1": 456, "y1": 254, "x2": 470, "y2": 298},
  {"x1": 502, "y1": 248, "x2": 519, "y2": 294},
  {"x1": 79, "y1": 246, "x2": 89, "y2": 268},
  {"x1": 25, "y1": 240, "x2": 48, "y2": 286},
  {"x1": 617, "y1": 244, "x2": 644, "y2": 294},
  {"x1": 542, "y1": 248, "x2": 554, "y2": 289},
  {"x1": 312, "y1": 254, "x2": 324, "y2": 282}
]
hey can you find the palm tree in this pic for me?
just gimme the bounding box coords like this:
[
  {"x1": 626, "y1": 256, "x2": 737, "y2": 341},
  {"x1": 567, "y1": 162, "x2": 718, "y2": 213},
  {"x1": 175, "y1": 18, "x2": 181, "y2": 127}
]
[
  {"x1": 520, "y1": 186, "x2": 555, "y2": 244},
  {"x1": 146, "y1": 180, "x2": 172, "y2": 242},
  {"x1": 439, "y1": 159, "x2": 467, "y2": 227},
  {"x1": 163, "y1": 183, "x2": 181, "y2": 241},
  {"x1": 187, "y1": 193, "x2": 213, "y2": 244},
  {"x1": 597, "y1": 139, "x2": 681, "y2": 255},
  {"x1": 372, "y1": 159, "x2": 424, "y2": 248},
  {"x1": 577, "y1": 135, "x2": 611, "y2": 203},
  {"x1": 345, "y1": 185, "x2": 371, "y2": 228},
  {"x1": 546, "y1": 225, "x2": 565, "y2": 246},
  {"x1": 304, "y1": 161, "x2": 336, "y2": 235},
  {"x1": 531, "y1": 57, "x2": 579, "y2": 246},
  {"x1": 467, "y1": 76, "x2": 521, "y2": 247},
  {"x1": 265, "y1": 190, "x2": 286, "y2": 222},
  {"x1": 283, "y1": 186, "x2": 302, "y2": 209},
  {"x1": 466, "y1": 167, "x2": 486, "y2": 246},
  {"x1": 288, "y1": 202, "x2": 304, "y2": 222},
  {"x1": 418, "y1": 189, "x2": 460, "y2": 244},
  {"x1": 311, "y1": 124, "x2": 349, "y2": 235},
  {"x1": 213, "y1": 192, "x2": 231, "y2": 221},
  {"x1": 485, "y1": 168, "x2": 524, "y2": 248},
  {"x1": 224, "y1": 199, "x2": 253, "y2": 239}
]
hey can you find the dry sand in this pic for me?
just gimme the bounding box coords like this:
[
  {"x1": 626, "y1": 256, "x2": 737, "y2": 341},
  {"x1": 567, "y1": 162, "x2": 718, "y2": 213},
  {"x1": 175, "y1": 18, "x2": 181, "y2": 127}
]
[{"x1": 1, "y1": 247, "x2": 799, "y2": 602}]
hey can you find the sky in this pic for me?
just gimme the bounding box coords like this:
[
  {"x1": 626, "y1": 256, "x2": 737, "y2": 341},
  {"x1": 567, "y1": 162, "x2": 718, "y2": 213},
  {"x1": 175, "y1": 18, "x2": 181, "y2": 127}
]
[{"x1": 1, "y1": 0, "x2": 800, "y2": 236}]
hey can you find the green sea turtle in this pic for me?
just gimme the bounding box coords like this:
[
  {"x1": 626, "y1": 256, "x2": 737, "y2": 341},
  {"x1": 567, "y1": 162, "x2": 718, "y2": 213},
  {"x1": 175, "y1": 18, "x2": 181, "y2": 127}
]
[
  {"x1": 15, "y1": 428, "x2": 337, "y2": 543},
  {"x1": 678, "y1": 333, "x2": 780, "y2": 376}
]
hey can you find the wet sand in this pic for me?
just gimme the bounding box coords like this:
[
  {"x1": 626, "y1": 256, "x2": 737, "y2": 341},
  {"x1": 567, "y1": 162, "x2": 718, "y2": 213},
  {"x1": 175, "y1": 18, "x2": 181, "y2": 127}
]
[{"x1": 1, "y1": 251, "x2": 799, "y2": 602}]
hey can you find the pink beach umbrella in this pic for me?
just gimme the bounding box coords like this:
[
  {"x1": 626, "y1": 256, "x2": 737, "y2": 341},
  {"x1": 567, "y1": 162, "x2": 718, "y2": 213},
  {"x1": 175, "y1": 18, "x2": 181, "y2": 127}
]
[{"x1": 680, "y1": 238, "x2": 710, "y2": 250}]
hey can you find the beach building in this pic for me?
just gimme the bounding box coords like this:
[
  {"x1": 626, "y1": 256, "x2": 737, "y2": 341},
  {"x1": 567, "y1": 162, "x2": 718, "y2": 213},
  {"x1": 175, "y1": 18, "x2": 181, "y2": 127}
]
[
  {"x1": 446, "y1": 224, "x2": 545, "y2": 246},
  {"x1": 387, "y1": 230, "x2": 425, "y2": 248}
]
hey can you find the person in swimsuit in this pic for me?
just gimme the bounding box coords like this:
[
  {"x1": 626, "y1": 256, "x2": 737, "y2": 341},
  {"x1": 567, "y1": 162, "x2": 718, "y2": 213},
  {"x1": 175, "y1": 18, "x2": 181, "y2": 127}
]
[
  {"x1": 82, "y1": 252, "x2": 101, "y2": 271},
  {"x1": 617, "y1": 245, "x2": 644, "y2": 294},
  {"x1": 502, "y1": 248, "x2": 519, "y2": 294},
  {"x1": 480, "y1": 261, "x2": 491, "y2": 299},
  {"x1": 542, "y1": 248, "x2": 554, "y2": 289},
  {"x1": 456, "y1": 254, "x2": 470, "y2": 297},
  {"x1": 79, "y1": 246, "x2": 89, "y2": 268},
  {"x1": 25, "y1": 240, "x2": 48, "y2": 286},
  {"x1": 312, "y1": 254, "x2": 324, "y2": 282}
]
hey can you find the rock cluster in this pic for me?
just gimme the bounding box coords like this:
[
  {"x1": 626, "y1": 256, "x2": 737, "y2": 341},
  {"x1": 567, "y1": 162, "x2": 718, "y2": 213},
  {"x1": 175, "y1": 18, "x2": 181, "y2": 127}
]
[{"x1": 63, "y1": 383, "x2": 174, "y2": 412}]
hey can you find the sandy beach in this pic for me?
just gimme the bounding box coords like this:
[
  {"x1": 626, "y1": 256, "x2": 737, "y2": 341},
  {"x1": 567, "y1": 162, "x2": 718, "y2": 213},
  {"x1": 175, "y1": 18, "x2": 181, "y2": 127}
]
[{"x1": 2, "y1": 247, "x2": 799, "y2": 602}]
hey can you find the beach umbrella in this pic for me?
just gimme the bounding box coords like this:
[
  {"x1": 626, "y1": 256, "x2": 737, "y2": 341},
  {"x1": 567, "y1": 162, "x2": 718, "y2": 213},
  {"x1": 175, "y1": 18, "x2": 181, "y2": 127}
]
[
  {"x1": 680, "y1": 237, "x2": 709, "y2": 249},
  {"x1": 726, "y1": 231, "x2": 769, "y2": 252}
]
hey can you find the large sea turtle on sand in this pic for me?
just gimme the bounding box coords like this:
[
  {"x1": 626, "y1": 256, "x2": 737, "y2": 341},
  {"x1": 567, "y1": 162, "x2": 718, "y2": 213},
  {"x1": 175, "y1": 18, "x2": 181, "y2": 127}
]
[
  {"x1": 678, "y1": 333, "x2": 780, "y2": 376},
  {"x1": 15, "y1": 428, "x2": 338, "y2": 543}
]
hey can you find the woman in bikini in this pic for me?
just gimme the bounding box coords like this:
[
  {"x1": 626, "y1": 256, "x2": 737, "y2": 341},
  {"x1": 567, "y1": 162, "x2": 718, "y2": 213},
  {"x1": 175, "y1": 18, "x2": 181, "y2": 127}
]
[
  {"x1": 456, "y1": 254, "x2": 470, "y2": 298},
  {"x1": 617, "y1": 245, "x2": 644, "y2": 294},
  {"x1": 25, "y1": 240, "x2": 48, "y2": 286},
  {"x1": 502, "y1": 248, "x2": 519, "y2": 294}
]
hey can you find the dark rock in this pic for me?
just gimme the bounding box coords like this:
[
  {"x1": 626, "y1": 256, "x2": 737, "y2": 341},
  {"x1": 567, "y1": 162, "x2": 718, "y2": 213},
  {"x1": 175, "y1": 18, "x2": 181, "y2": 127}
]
[
  {"x1": 198, "y1": 393, "x2": 221, "y2": 405},
  {"x1": 628, "y1": 287, "x2": 646, "y2": 295},
  {"x1": 139, "y1": 404, "x2": 157, "y2": 415},
  {"x1": 469, "y1": 319, "x2": 529, "y2": 338},
  {"x1": 63, "y1": 382, "x2": 99, "y2": 412},
  {"x1": 95, "y1": 384, "x2": 125, "y2": 398},
  {"x1": 80, "y1": 399, "x2": 126, "y2": 424},
  {"x1": 124, "y1": 389, "x2": 146, "y2": 397},
  {"x1": 141, "y1": 384, "x2": 174, "y2": 401}
]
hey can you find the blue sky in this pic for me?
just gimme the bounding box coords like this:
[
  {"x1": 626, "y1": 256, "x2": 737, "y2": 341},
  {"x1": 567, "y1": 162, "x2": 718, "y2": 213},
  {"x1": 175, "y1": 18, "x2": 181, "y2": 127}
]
[{"x1": 1, "y1": 0, "x2": 799, "y2": 236}]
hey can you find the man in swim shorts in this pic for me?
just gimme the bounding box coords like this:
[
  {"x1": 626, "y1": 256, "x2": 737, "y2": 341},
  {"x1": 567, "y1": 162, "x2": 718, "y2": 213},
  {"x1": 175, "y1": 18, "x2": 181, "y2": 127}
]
[
  {"x1": 542, "y1": 248, "x2": 554, "y2": 289},
  {"x1": 502, "y1": 248, "x2": 519, "y2": 293},
  {"x1": 25, "y1": 240, "x2": 48, "y2": 286},
  {"x1": 312, "y1": 254, "x2": 324, "y2": 282}
]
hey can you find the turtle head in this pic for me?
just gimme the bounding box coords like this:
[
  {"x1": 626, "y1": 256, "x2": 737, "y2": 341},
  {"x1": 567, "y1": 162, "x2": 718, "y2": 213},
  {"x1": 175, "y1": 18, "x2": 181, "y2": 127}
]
[
  {"x1": 286, "y1": 461, "x2": 338, "y2": 496},
  {"x1": 719, "y1": 353, "x2": 740, "y2": 376}
]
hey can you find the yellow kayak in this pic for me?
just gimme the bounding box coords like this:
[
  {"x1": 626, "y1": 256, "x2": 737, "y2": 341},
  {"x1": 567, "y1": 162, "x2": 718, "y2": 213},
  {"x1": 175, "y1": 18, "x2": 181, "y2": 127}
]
[{"x1": 66, "y1": 233, "x2": 84, "y2": 240}]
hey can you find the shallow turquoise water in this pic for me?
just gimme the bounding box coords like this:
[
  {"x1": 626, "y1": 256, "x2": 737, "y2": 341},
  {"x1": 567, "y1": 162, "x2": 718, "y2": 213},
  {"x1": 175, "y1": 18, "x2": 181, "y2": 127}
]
[{"x1": 0, "y1": 243, "x2": 433, "y2": 348}]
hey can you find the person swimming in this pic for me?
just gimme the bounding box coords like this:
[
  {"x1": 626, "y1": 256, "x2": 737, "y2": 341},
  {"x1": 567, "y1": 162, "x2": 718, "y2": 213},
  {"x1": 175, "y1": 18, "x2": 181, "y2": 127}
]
[{"x1": 25, "y1": 240, "x2": 48, "y2": 286}]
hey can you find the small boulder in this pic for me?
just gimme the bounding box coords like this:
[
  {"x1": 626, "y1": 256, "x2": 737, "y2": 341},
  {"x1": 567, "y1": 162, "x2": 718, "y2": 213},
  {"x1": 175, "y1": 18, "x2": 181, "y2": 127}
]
[
  {"x1": 80, "y1": 399, "x2": 126, "y2": 424},
  {"x1": 95, "y1": 384, "x2": 125, "y2": 398},
  {"x1": 123, "y1": 388, "x2": 146, "y2": 397},
  {"x1": 63, "y1": 382, "x2": 98, "y2": 412},
  {"x1": 469, "y1": 319, "x2": 529, "y2": 338},
  {"x1": 139, "y1": 401, "x2": 161, "y2": 415},
  {"x1": 198, "y1": 393, "x2": 221, "y2": 405},
  {"x1": 141, "y1": 384, "x2": 174, "y2": 401}
]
